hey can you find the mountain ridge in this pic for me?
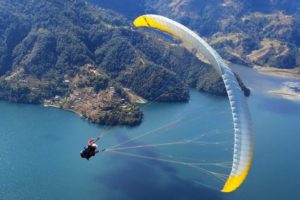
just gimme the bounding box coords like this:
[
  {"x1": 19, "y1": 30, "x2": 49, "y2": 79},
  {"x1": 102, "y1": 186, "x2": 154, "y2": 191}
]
[{"x1": 92, "y1": 0, "x2": 300, "y2": 69}]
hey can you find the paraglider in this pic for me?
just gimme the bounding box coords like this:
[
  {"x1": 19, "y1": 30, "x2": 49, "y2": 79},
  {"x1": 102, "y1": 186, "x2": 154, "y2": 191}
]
[
  {"x1": 80, "y1": 137, "x2": 104, "y2": 160},
  {"x1": 132, "y1": 14, "x2": 254, "y2": 193}
]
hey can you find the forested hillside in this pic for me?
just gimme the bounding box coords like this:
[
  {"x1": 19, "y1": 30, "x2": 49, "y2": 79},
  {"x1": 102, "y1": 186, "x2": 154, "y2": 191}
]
[{"x1": 0, "y1": 0, "x2": 249, "y2": 125}]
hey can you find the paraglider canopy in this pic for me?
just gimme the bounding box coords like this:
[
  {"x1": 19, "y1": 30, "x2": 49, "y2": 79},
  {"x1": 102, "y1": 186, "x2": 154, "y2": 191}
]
[{"x1": 133, "y1": 14, "x2": 254, "y2": 193}]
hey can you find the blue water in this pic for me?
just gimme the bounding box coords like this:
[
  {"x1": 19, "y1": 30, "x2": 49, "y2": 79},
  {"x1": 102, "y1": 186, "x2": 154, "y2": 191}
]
[{"x1": 0, "y1": 66, "x2": 300, "y2": 200}]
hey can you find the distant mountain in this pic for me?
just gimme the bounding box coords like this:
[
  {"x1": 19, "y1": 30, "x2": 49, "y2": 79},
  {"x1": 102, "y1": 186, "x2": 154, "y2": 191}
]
[
  {"x1": 92, "y1": 0, "x2": 300, "y2": 69},
  {"x1": 90, "y1": 0, "x2": 148, "y2": 20},
  {"x1": 0, "y1": 0, "x2": 249, "y2": 126}
]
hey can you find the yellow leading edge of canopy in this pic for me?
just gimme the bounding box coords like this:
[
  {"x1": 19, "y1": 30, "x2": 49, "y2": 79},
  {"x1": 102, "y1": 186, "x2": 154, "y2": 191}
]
[
  {"x1": 133, "y1": 15, "x2": 253, "y2": 193},
  {"x1": 133, "y1": 16, "x2": 181, "y2": 40},
  {"x1": 134, "y1": 16, "x2": 169, "y2": 33},
  {"x1": 133, "y1": 16, "x2": 195, "y2": 55}
]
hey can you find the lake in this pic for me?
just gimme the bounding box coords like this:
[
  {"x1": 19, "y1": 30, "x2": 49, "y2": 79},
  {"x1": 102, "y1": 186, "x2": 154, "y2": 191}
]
[{"x1": 0, "y1": 66, "x2": 300, "y2": 200}]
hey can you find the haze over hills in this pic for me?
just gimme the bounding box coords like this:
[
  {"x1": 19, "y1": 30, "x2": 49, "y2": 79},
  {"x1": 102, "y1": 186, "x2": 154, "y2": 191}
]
[
  {"x1": 0, "y1": 0, "x2": 249, "y2": 126},
  {"x1": 92, "y1": 0, "x2": 300, "y2": 69}
]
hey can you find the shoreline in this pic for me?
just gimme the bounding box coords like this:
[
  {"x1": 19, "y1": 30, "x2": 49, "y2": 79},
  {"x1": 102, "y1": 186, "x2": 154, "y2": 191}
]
[
  {"x1": 268, "y1": 89, "x2": 300, "y2": 101},
  {"x1": 268, "y1": 82, "x2": 300, "y2": 101},
  {"x1": 43, "y1": 103, "x2": 84, "y2": 117},
  {"x1": 252, "y1": 66, "x2": 300, "y2": 101},
  {"x1": 254, "y1": 65, "x2": 300, "y2": 80}
]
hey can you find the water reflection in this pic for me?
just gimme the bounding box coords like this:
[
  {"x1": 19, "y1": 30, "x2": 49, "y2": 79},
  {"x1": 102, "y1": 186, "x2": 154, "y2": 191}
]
[{"x1": 97, "y1": 141, "x2": 224, "y2": 200}]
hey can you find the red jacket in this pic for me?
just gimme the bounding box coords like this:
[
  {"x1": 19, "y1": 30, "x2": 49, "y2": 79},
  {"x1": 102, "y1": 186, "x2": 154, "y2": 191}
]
[{"x1": 88, "y1": 139, "x2": 94, "y2": 146}]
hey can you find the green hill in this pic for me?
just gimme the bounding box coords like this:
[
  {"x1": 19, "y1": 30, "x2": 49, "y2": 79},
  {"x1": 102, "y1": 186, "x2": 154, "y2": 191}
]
[{"x1": 0, "y1": 0, "x2": 249, "y2": 126}]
